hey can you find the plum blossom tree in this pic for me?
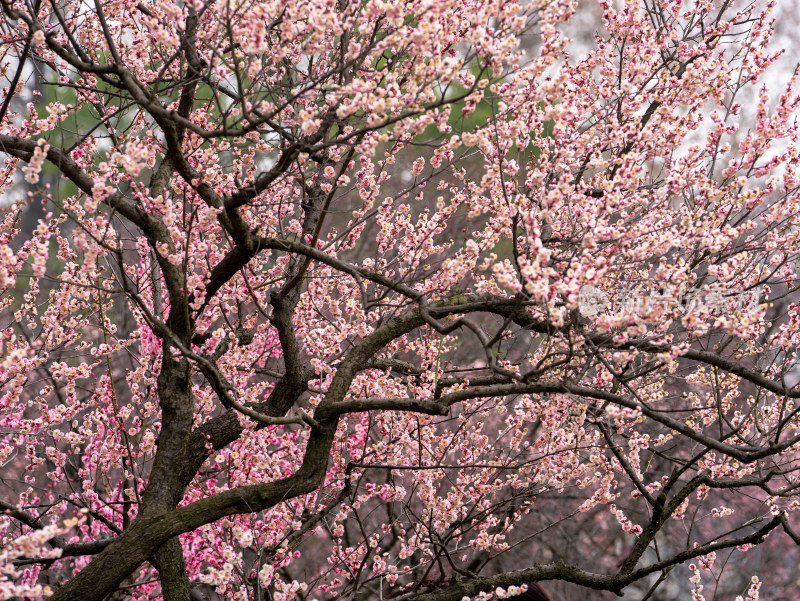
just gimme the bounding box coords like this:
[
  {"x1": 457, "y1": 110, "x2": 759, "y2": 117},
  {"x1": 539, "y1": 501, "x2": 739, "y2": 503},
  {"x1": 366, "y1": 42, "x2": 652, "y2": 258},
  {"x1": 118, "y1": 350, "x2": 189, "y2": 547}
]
[{"x1": 1, "y1": 0, "x2": 800, "y2": 599}]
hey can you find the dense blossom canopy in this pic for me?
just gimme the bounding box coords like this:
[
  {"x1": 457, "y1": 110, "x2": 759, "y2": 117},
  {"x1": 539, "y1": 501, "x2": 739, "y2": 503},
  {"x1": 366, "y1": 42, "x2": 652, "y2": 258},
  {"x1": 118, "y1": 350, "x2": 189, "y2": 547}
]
[{"x1": 1, "y1": 0, "x2": 800, "y2": 599}]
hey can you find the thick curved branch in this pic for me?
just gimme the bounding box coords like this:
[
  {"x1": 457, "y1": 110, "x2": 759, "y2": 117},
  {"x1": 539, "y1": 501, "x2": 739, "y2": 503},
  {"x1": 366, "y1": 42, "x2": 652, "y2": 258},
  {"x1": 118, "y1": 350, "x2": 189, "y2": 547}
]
[
  {"x1": 48, "y1": 414, "x2": 338, "y2": 601},
  {"x1": 0, "y1": 135, "x2": 144, "y2": 228},
  {"x1": 405, "y1": 515, "x2": 784, "y2": 601}
]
